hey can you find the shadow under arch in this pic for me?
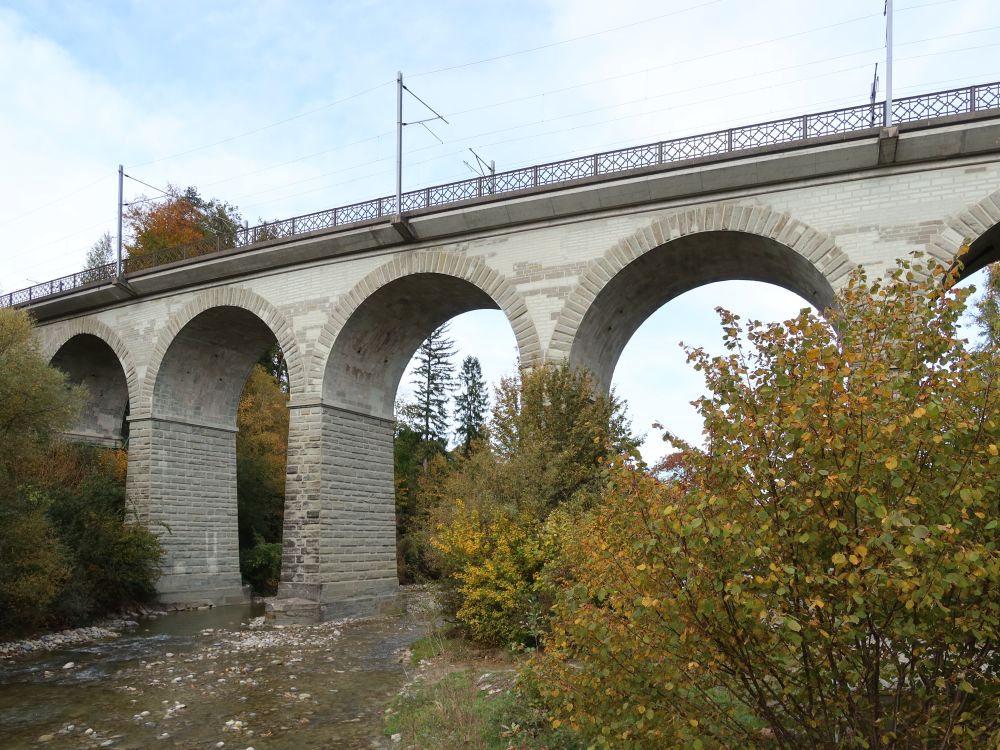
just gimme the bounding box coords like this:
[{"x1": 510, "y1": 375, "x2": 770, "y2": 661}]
[
  {"x1": 49, "y1": 331, "x2": 133, "y2": 447},
  {"x1": 139, "y1": 287, "x2": 304, "y2": 418},
  {"x1": 309, "y1": 250, "x2": 541, "y2": 406},
  {"x1": 323, "y1": 272, "x2": 522, "y2": 418},
  {"x1": 150, "y1": 305, "x2": 280, "y2": 427},
  {"x1": 560, "y1": 225, "x2": 842, "y2": 392}
]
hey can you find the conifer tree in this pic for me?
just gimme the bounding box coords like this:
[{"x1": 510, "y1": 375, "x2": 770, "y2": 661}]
[
  {"x1": 454, "y1": 355, "x2": 489, "y2": 453},
  {"x1": 410, "y1": 323, "x2": 455, "y2": 445}
]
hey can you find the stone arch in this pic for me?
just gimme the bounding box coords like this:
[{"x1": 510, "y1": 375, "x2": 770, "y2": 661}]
[
  {"x1": 132, "y1": 286, "x2": 302, "y2": 606},
  {"x1": 931, "y1": 188, "x2": 1000, "y2": 279},
  {"x1": 310, "y1": 249, "x2": 540, "y2": 417},
  {"x1": 41, "y1": 317, "x2": 138, "y2": 411},
  {"x1": 139, "y1": 286, "x2": 304, "y2": 420},
  {"x1": 43, "y1": 318, "x2": 137, "y2": 446},
  {"x1": 550, "y1": 203, "x2": 852, "y2": 391}
]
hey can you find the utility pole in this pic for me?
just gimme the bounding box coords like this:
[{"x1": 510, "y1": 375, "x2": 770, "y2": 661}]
[
  {"x1": 885, "y1": 0, "x2": 894, "y2": 126},
  {"x1": 395, "y1": 72, "x2": 448, "y2": 216},
  {"x1": 396, "y1": 71, "x2": 403, "y2": 214},
  {"x1": 117, "y1": 164, "x2": 124, "y2": 278}
]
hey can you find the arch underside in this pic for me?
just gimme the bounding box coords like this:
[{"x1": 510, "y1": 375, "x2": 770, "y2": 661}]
[
  {"x1": 323, "y1": 272, "x2": 500, "y2": 419},
  {"x1": 152, "y1": 306, "x2": 277, "y2": 427},
  {"x1": 956, "y1": 223, "x2": 1000, "y2": 279},
  {"x1": 570, "y1": 231, "x2": 837, "y2": 390},
  {"x1": 50, "y1": 334, "x2": 129, "y2": 446}
]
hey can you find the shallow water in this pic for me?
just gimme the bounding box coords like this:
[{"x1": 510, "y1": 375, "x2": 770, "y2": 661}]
[{"x1": 0, "y1": 592, "x2": 433, "y2": 749}]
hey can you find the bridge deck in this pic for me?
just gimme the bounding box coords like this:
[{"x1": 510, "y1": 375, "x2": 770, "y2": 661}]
[{"x1": 5, "y1": 80, "x2": 1000, "y2": 310}]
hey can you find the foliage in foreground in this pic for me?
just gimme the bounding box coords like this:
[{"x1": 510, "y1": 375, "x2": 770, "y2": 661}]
[
  {"x1": 0, "y1": 308, "x2": 83, "y2": 465},
  {"x1": 0, "y1": 308, "x2": 161, "y2": 634},
  {"x1": 1, "y1": 444, "x2": 162, "y2": 634},
  {"x1": 535, "y1": 259, "x2": 1000, "y2": 748},
  {"x1": 430, "y1": 363, "x2": 637, "y2": 648}
]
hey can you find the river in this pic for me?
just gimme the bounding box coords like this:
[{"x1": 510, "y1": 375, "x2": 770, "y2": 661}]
[{"x1": 0, "y1": 590, "x2": 433, "y2": 749}]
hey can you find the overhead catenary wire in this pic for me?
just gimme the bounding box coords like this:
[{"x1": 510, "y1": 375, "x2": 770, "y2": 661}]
[
  {"x1": 0, "y1": 0, "x2": 956, "y2": 236},
  {"x1": 2, "y1": 0, "x2": 988, "y2": 290},
  {"x1": 143, "y1": 6, "x2": 995, "y2": 214},
  {"x1": 228, "y1": 44, "x2": 999, "y2": 215},
  {"x1": 126, "y1": 80, "x2": 394, "y2": 170},
  {"x1": 0, "y1": 0, "x2": 956, "y2": 234},
  {"x1": 409, "y1": 0, "x2": 955, "y2": 79}
]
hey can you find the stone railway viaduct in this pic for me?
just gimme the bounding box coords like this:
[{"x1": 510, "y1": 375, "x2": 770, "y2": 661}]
[{"x1": 15, "y1": 101, "x2": 1000, "y2": 620}]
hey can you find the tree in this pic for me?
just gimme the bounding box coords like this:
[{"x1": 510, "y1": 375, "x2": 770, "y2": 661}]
[
  {"x1": 257, "y1": 342, "x2": 289, "y2": 393},
  {"x1": 489, "y1": 363, "x2": 636, "y2": 516},
  {"x1": 393, "y1": 325, "x2": 455, "y2": 580},
  {"x1": 84, "y1": 231, "x2": 114, "y2": 269},
  {"x1": 235, "y1": 364, "x2": 289, "y2": 595},
  {"x1": 0, "y1": 308, "x2": 83, "y2": 473},
  {"x1": 429, "y1": 364, "x2": 638, "y2": 647},
  {"x1": 972, "y1": 262, "x2": 1000, "y2": 349},
  {"x1": 236, "y1": 364, "x2": 289, "y2": 549},
  {"x1": 0, "y1": 310, "x2": 161, "y2": 633},
  {"x1": 454, "y1": 355, "x2": 489, "y2": 453},
  {"x1": 125, "y1": 185, "x2": 242, "y2": 271},
  {"x1": 409, "y1": 323, "x2": 456, "y2": 446},
  {"x1": 537, "y1": 257, "x2": 1000, "y2": 748}
]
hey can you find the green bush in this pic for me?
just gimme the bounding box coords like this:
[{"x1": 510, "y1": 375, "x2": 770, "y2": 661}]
[
  {"x1": 0, "y1": 490, "x2": 70, "y2": 634},
  {"x1": 46, "y1": 472, "x2": 161, "y2": 617},
  {"x1": 240, "y1": 534, "x2": 282, "y2": 595}
]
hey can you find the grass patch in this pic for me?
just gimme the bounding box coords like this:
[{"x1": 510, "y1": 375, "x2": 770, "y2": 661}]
[
  {"x1": 386, "y1": 659, "x2": 581, "y2": 749},
  {"x1": 407, "y1": 633, "x2": 446, "y2": 666}
]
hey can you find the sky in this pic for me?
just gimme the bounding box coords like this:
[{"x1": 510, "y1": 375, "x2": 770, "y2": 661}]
[{"x1": 1, "y1": 0, "x2": 997, "y2": 463}]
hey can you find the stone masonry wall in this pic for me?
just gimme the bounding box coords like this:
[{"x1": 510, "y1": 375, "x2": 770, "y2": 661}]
[
  {"x1": 278, "y1": 404, "x2": 397, "y2": 613},
  {"x1": 146, "y1": 418, "x2": 244, "y2": 604},
  {"x1": 319, "y1": 405, "x2": 397, "y2": 604}
]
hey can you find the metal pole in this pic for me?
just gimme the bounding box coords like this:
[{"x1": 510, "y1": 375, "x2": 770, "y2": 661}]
[
  {"x1": 117, "y1": 164, "x2": 124, "y2": 278},
  {"x1": 396, "y1": 71, "x2": 403, "y2": 214},
  {"x1": 885, "y1": 0, "x2": 894, "y2": 126}
]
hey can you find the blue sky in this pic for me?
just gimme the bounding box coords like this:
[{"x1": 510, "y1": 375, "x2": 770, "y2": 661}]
[{"x1": 1, "y1": 1, "x2": 997, "y2": 462}]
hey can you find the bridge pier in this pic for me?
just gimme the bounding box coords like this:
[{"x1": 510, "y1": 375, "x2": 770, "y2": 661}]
[
  {"x1": 270, "y1": 402, "x2": 398, "y2": 622},
  {"x1": 128, "y1": 416, "x2": 247, "y2": 606}
]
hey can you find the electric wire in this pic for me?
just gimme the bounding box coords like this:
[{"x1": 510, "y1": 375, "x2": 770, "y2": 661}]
[
  {"x1": 135, "y1": 11, "x2": 997, "y2": 215},
  {"x1": 409, "y1": 0, "x2": 727, "y2": 78},
  {"x1": 0, "y1": 0, "x2": 955, "y2": 233},
  {"x1": 126, "y1": 80, "x2": 393, "y2": 169},
  {"x1": 2, "y1": 0, "x2": 987, "y2": 285}
]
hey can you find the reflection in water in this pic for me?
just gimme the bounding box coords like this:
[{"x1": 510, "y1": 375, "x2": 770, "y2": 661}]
[{"x1": 0, "y1": 592, "x2": 432, "y2": 749}]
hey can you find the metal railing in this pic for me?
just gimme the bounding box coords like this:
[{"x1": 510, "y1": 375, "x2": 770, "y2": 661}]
[{"x1": 4, "y1": 79, "x2": 999, "y2": 309}]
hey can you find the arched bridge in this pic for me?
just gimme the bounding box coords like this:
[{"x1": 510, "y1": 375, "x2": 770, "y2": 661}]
[{"x1": 15, "y1": 82, "x2": 1000, "y2": 620}]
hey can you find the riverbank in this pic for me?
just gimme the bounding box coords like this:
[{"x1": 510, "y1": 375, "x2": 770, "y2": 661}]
[
  {"x1": 0, "y1": 619, "x2": 140, "y2": 660},
  {"x1": 0, "y1": 589, "x2": 436, "y2": 749},
  {"x1": 381, "y1": 632, "x2": 580, "y2": 749},
  {"x1": 0, "y1": 600, "x2": 235, "y2": 660}
]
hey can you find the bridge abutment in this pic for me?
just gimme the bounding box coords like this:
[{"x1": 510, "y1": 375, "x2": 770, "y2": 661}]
[{"x1": 271, "y1": 403, "x2": 397, "y2": 622}]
